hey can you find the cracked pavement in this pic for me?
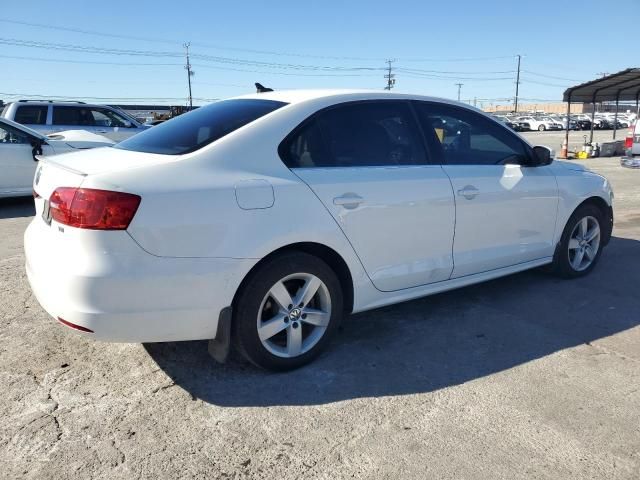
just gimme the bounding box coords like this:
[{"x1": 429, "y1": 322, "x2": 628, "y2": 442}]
[{"x1": 0, "y1": 155, "x2": 639, "y2": 479}]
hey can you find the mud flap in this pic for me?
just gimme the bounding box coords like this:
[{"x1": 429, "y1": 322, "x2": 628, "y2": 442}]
[{"x1": 208, "y1": 307, "x2": 232, "y2": 364}]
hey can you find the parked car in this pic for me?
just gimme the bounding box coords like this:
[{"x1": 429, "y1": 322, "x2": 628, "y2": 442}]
[
  {"x1": 493, "y1": 115, "x2": 521, "y2": 131},
  {"x1": 1, "y1": 100, "x2": 149, "y2": 142},
  {"x1": 514, "y1": 116, "x2": 562, "y2": 131},
  {"x1": 0, "y1": 117, "x2": 114, "y2": 198},
  {"x1": 553, "y1": 116, "x2": 577, "y2": 130},
  {"x1": 25, "y1": 91, "x2": 614, "y2": 370}
]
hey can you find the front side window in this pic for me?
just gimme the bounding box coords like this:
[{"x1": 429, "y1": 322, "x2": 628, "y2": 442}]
[
  {"x1": 281, "y1": 101, "x2": 427, "y2": 168},
  {"x1": 14, "y1": 105, "x2": 48, "y2": 125},
  {"x1": 414, "y1": 102, "x2": 530, "y2": 166},
  {"x1": 115, "y1": 99, "x2": 287, "y2": 155},
  {"x1": 0, "y1": 124, "x2": 30, "y2": 144},
  {"x1": 53, "y1": 106, "x2": 94, "y2": 126}
]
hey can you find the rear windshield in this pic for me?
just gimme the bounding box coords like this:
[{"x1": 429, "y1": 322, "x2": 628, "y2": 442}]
[{"x1": 115, "y1": 99, "x2": 287, "y2": 155}]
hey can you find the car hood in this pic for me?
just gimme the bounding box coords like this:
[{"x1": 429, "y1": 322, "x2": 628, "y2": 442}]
[
  {"x1": 553, "y1": 160, "x2": 592, "y2": 173},
  {"x1": 46, "y1": 130, "x2": 115, "y2": 149}
]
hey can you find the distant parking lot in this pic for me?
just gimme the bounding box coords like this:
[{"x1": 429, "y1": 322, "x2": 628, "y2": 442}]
[{"x1": 0, "y1": 151, "x2": 639, "y2": 479}]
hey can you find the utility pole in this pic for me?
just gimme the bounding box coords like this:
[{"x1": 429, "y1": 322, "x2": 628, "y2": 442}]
[
  {"x1": 184, "y1": 42, "x2": 194, "y2": 110},
  {"x1": 455, "y1": 83, "x2": 463, "y2": 101},
  {"x1": 384, "y1": 59, "x2": 396, "y2": 90},
  {"x1": 514, "y1": 54, "x2": 521, "y2": 113}
]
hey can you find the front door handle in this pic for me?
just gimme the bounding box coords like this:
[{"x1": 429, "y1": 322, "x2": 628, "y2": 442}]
[
  {"x1": 95, "y1": 129, "x2": 108, "y2": 134},
  {"x1": 457, "y1": 185, "x2": 479, "y2": 200},
  {"x1": 333, "y1": 193, "x2": 364, "y2": 209}
]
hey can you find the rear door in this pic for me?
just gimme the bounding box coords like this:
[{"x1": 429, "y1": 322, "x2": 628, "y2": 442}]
[
  {"x1": 12, "y1": 104, "x2": 49, "y2": 135},
  {"x1": 51, "y1": 106, "x2": 95, "y2": 135},
  {"x1": 282, "y1": 100, "x2": 456, "y2": 292},
  {"x1": 414, "y1": 101, "x2": 559, "y2": 278}
]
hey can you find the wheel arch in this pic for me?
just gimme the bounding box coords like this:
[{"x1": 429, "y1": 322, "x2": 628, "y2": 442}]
[
  {"x1": 572, "y1": 195, "x2": 614, "y2": 245},
  {"x1": 232, "y1": 242, "x2": 355, "y2": 315}
]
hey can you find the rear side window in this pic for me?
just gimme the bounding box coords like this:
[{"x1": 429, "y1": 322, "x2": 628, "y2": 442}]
[
  {"x1": 14, "y1": 105, "x2": 48, "y2": 125},
  {"x1": 281, "y1": 101, "x2": 427, "y2": 168},
  {"x1": 414, "y1": 102, "x2": 529, "y2": 166},
  {"x1": 53, "y1": 106, "x2": 95, "y2": 126},
  {"x1": 115, "y1": 99, "x2": 287, "y2": 155}
]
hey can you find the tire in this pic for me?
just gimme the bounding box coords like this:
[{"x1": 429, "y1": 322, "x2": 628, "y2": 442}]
[
  {"x1": 551, "y1": 204, "x2": 605, "y2": 278},
  {"x1": 538, "y1": 124, "x2": 546, "y2": 132},
  {"x1": 233, "y1": 251, "x2": 344, "y2": 371}
]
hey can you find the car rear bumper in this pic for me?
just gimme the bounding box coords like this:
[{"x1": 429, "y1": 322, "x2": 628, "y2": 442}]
[{"x1": 24, "y1": 218, "x2": 255, "y2": 342}]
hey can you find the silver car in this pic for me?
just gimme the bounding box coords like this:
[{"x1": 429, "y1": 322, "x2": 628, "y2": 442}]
[{"x1": 1, "y1": 100, "x2": 149, "y2": 142}]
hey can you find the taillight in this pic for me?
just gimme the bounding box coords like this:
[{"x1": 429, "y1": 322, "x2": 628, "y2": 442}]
[
  {"x1": 49, "y1": 187, "x2": 141, "y2": 230},
  {"x1": 625, "y1": 136, "x2": 633, "y2": 149}
]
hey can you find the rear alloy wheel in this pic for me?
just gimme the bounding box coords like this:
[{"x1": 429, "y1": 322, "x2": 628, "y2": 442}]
[
  {"x1": 551, "y1": 204, "x2": 604, "y2": 278},
  {"x1": 234, "y1": 252, "x2": 343, "y2": 370},
  {"x1": 538, "y1": 124, "x2": 546, "y2": 131}
]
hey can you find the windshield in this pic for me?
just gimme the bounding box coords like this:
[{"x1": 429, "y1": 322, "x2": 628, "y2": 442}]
[{"x1": 115, "y1": 99, "x2": 287, "y2": 155}]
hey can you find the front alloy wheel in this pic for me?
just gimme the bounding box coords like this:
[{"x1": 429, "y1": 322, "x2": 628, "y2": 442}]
[
  {"x1": 568, "y1": 216, "x2": 601, "y2": 272},
  {"x1": 552, "y1": 204, "x2": 605, "y2": 278}
]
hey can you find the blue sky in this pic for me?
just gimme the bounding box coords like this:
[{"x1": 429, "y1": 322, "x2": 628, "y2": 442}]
[{"x1": 0, "y1": 0, "x2": 636, "y2": 106}]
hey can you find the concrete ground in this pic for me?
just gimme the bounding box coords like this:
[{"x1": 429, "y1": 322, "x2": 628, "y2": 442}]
[
  {"x1": 521, "y1": 128, "x2": 627, "y2": 153},
  {"x1": 1, "y1": 152, "x2": 639, "y2": 479}
]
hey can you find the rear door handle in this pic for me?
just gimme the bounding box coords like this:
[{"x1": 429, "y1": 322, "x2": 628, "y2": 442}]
[
  {"x1": 95, "y1": 129, "x2": 108, "y2": 134},
  {"x1": 457, "y1": 186, "x2": 479, "y2": 200},
  {"x1": 333, "y1": 193, "x2": 364, "y2": 209}
]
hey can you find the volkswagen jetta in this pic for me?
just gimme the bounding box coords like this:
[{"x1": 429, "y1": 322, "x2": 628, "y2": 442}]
[{"x1": 25, "y1": 90, "x2": 614, "y2": 370}]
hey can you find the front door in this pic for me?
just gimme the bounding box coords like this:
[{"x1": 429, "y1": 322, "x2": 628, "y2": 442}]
[
  {"x1": 0, "y1": 124, "x2": 39, "y2": 195},
  {"x1": 414, "y1": 101, "x2": 559, "y2": 278},
  {"x1": 281, "y1": 100, "x2": 456, "y2": 292}
]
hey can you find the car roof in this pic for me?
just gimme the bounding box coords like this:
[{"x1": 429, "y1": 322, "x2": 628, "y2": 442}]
[{"x1": 229, "y1": 89, "x2": 468, "y2": 107}]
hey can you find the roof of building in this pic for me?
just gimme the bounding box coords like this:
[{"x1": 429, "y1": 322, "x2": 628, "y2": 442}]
[{"x1": 563, "y1": 68, "x2": 640, "y2": 103}]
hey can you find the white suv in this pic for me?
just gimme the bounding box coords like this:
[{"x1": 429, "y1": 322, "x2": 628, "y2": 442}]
[{"x1": 1, "y1": 100, "x2": 148, "y2": 142}]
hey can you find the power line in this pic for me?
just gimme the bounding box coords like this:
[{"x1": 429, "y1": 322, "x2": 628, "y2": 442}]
[
  {"x1": 0, "y1": 36, "x2": 387, "y2": 73},
  {"x1": 399, "y1": 71, "x2": 512, "y2": 81},
  {"x1": 0, "y1": 91, "x2": 218, "y2": 102},
  {"x1": 398, "y1": 67, "x2": 516, "y2": 75},
  {"x1": 520, "y1": 78, "x2": 569, "y2": 88},
  {"x1": 522, "y1": 70, "x2": 583, "y2": 82}
]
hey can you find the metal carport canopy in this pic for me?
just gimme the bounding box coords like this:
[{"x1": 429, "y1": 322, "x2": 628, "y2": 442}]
[
  {"x1": 563, "y1": 68, "x2": 640, "y2": 103},
  {"x1": 561, "y1": 68, "x2": 640, "y2": 147}
]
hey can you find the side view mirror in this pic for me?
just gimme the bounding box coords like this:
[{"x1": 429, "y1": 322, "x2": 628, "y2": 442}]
[
  {"x1": 531, "y1": 145, "x2": 554, "y2": 166},
  {"x1": 122, "y1": 120, "x2": 133, "y2": 128},
  {"x1": 30, "y1": 138, "x2": 44, "y2": 162}
]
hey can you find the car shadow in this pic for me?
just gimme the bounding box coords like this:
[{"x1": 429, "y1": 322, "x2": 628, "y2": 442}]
[
  {"x1": 0, "y1": 197, "x2": 35, "y2": 219},
  {"x1": 145, "y1": 236, "x2": 640, "y2": 407}
]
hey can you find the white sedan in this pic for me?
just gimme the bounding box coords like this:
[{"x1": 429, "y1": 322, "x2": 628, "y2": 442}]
[
  {"x1": 514, "y1": 116, "x2": 563, "y2": 131},
  {"x1": 0, "y1": 117, "x2": 114, "y2": 198},
  {"x1": 25, "y1": 90, "x2": 614, "y2": 370}
]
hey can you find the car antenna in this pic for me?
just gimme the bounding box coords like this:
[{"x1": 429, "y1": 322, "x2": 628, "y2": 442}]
[{"x1": 255, "y1": 82, "x2": 274, "y2": 93}]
